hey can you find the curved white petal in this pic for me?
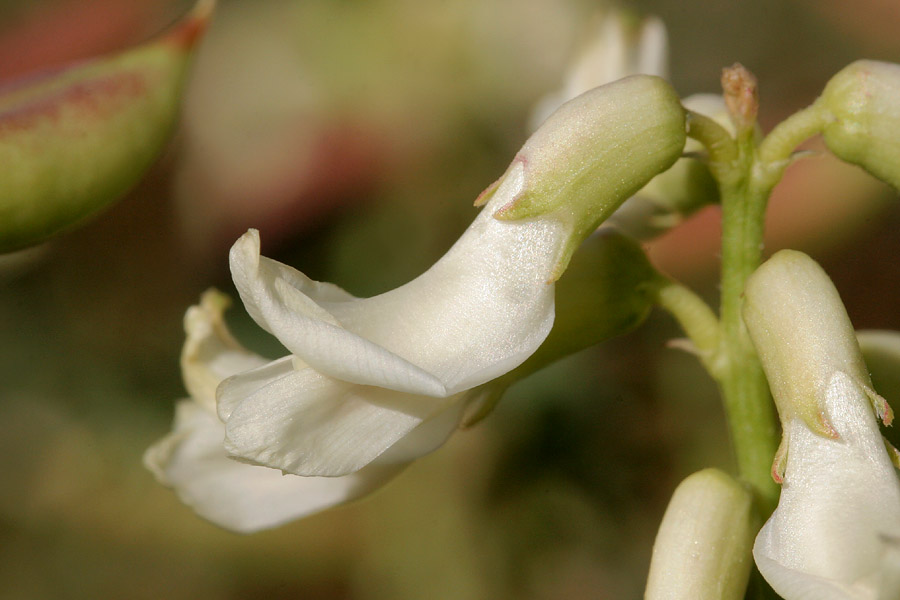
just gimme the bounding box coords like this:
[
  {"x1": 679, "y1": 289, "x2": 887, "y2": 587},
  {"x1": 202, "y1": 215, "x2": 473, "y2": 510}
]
[
  {"x1": 228, "y1": 169, "x2": 559, "y2": 397},
  {"x1": 144, "y1": 401, "x2": 405, "y2": 533},
  {"x1": 229, "y1": 230, "x2": 357, "y2": 322},
  {"x1": 221, "y1": 366, "x2": 456, "y2": 476},
  {"x1": 755, "y1": 539, "x2": 900, "y2": 600},
  {"x1": 299, "y1": 168, "x2": 560, "y2": 393},
  {"x1": 753, "y1": 552, "x2": 873, "y2": 600},
  {"x1": 754, "y1": 371, "x2": 900, "y2": 600},
  {"x1": 230, "y1": 230, "x2": 448, "y2": 396}
]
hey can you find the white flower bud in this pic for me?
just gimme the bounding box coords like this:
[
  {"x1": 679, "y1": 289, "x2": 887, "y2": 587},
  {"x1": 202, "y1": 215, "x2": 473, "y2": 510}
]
[
  {"x1": 743, "y1": 250, "x2": 891, "y2": 462},
  {"x1": 743, "y1": 250, "x2": 900, "y2": 600},
  {"x1": 645, "y1": 469, "x2": 755, "y2": 600}
]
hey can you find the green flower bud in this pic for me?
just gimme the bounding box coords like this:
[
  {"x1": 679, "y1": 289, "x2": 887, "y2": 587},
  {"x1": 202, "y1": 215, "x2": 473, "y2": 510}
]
[
  {"x1": 0, "y1": 0, "x2": 214, "y2": 253},
  {"x1": 476, "y1": 74, "x2": 686, "y2": 279},
  {"x1": 645, "y1": 469, "x2": 756, "y2": 600},
  {"x1": 818, "y1": 60, "x2": 900, "y2": 190}
]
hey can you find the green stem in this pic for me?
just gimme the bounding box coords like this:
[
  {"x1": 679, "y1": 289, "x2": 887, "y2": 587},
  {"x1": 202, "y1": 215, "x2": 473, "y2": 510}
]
[
  {"x1": 717, "y1": 132, "x2": 780, "y2": 512},
  {"x1": 756, "y1": 104, "x2": 829, "y2": 170},
  {"x1": 720, "y1": 105, "x2": 829, "y2": 514},
  {"x1": 677, "y1": 90, "x2": 832, "y2": 600},
  {"x1": 653, "y1": 279, "x2": 723, "y2": 376},
  {"x1": 680, "y1": 100, "x2": 831, "y2": 514},
  {"x1": 685, "y1": 109, "x2": 737, "y2": 181}
]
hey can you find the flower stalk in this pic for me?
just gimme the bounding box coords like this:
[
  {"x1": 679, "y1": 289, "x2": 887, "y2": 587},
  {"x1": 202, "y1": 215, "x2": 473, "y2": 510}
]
[
  {"x1": 652, "y1": 279, "x2": 722, "y2": 376},
  {"x1": 677, "y1": 66, "x2": 776, "y2": 511},
  {"x1": 716, "y1": 131, "x2": 780, "y2": 511},
  {"x1": 678, "y1": 64, "x2": 843, "y2": 513}
]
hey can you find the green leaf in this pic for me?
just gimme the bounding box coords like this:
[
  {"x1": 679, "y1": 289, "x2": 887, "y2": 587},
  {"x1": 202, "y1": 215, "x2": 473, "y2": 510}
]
[{"x1": 0, "y1": 0, "x2": 214, "y2": 253}]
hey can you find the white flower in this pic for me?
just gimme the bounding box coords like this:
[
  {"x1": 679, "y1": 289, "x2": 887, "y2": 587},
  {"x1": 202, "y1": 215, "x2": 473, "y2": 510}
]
[
  {"x1": 743, "y1": 250, "x2": 900, "y2": 600},
  {"x1": 753, "y1": 371, "x2": 900, "y2": 600},
  {"x1": 221, "y1": 169, "x2": 564, "y2": 478},
  {"x1": 217, "y1": 75, "x2": 685, "y2": 482},
  {"x1": 146, "y1": 229, "x2": 660, "y2": 533},
  {"x1": 144, "y1": 291, "x2": 460, "y2": 533},
  {"x1": 154, "y1": 158, "x2": 564, "y2": 531},
  {"x1": 146, "y1": 76, "x2": 686, "y2": 532}
]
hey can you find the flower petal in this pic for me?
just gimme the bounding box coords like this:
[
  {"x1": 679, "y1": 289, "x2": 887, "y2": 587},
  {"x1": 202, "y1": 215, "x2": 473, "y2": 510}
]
[
  {"x1": 144, "y1": 400, "x2": 405, "y2": 533},
  {"x1": 752, "y1": 552, "x2": 870, "y2": 600},
  {"x1": 229, "y1": 230, "x2": 448, "y2": 397},
  {"x1": 229, "y1": 229, "x2": 357, "y2": 328},
  {"x1": 318, "y1": 176, "x2": 561, "y2": 393},
  {"x1": 221, "y1": 366, "x2": 454, "y2": 476},
  {"x1": 373, "y1": 393, "x2": 469, "y2": 464},
  {"x1": 230, "y1": 191, "x2": 561, "y2": 396},
  {"x1": 528, "y1": 11, "x2": 669, "y2": 130},
  {"x1": 181, "y1": 289, "x2": 269, "y2": 411},
  {"x1": 216, "y1": 354, "x2": 295, "y2": 421},
  {"x1": 753, "y1": 371, "x2": 900, "y2": 599},
  {"x1": 635, "y1": 16, "x2": 668, "y2": 79}
]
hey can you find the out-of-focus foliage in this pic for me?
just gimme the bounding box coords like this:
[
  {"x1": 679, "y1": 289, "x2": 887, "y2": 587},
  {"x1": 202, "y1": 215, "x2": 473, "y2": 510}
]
[
  {"x1": 0, "y1": 0, "x2": 211, "y2": 252},
  {"x1": 2, "y1": 0, "x2": 900, "y2": 599}
]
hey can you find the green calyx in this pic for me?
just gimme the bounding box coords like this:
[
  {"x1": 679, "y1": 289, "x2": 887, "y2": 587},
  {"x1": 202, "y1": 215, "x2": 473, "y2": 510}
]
[{"x1": 475, "y1": 75, "x2": 686, "y2": 280}]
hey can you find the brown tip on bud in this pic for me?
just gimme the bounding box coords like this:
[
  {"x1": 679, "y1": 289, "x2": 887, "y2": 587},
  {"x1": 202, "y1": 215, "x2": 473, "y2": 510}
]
[
  {"x1": 165, "y1": 0, "x2": 216, "y2": 50},
  {"x1": 771, "y1": 465, "x2": 784, "y2": 485},
  {"x1": 771, "y1": 437, "x2": 787, "y2": 484},
  {"x1": 721, "y1": 63, "x2": 758, "y2": 132},
  {"x1": 881, "y1": 400, "x2": 894, "y2": 427}
]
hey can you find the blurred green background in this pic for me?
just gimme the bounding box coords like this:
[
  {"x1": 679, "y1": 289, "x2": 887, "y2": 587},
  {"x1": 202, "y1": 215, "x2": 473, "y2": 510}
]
[{"x1": 2, "y1": 1, "x2": 900, "y2": 598}]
